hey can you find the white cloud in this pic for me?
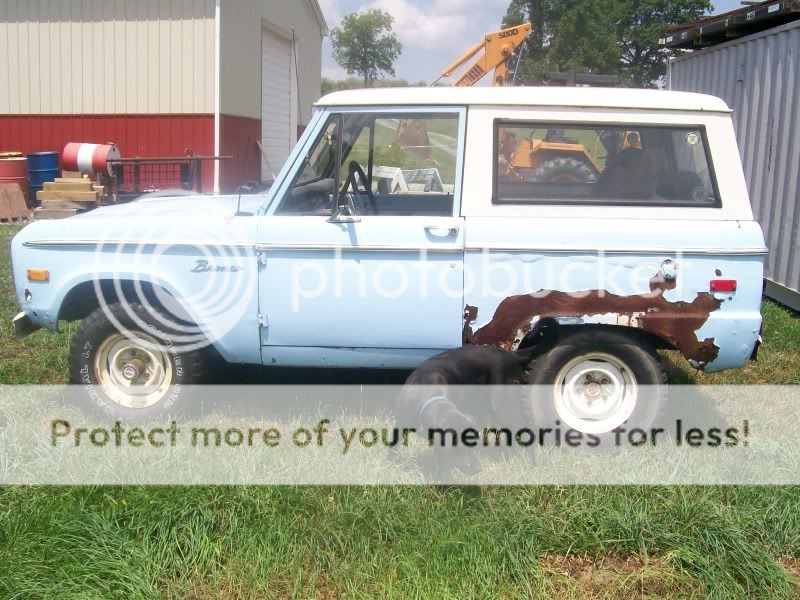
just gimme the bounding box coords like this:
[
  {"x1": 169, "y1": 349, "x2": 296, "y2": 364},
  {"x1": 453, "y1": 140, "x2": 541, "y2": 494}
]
[
  {"x1": 365, "y1": 0, "x2": 467, "y2": 49},
  {"x1": 317, "y1": 0, "x2": 343, "y2": 27}
]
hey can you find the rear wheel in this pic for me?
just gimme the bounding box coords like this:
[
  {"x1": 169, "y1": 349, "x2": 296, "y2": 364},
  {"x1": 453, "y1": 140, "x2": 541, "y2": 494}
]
[
  {"x1": 525, "y1": 329, "x2": 666, "y2": 439},
  {"x1": 70, "y1": 303, "x2": 205, "y2": 419}
]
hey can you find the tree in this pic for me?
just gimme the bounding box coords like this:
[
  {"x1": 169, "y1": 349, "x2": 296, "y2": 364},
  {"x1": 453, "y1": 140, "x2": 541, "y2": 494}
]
[
  {"x1": 615, "y1": 0, "x2": 711, "y2": 87},
  {"x1": 502, "y1": 0, "x2": 558, "y2": 83},
  {"x1": 548, "y1": 0, "x2": 620, "y2": 76},
  {"x1": 502, "y1": 0, "x2": 711, "y2": 87},
  {"x1": 331, "y1": 10, "x2": 402, "y2": 86}
]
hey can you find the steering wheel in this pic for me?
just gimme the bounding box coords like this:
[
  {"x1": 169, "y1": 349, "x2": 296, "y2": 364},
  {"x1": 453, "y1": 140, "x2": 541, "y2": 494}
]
[{"x1": 347, "y1": 160, "x2": 378, "y2": 215}]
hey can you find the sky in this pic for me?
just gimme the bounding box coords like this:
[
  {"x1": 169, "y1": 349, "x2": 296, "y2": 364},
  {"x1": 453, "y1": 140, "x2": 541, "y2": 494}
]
[{"x1": 318, "y1": 0, "x2": 748, "y2": 83}]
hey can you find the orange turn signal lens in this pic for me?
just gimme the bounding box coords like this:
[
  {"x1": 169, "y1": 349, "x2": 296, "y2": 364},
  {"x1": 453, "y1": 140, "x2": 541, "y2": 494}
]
[{"x1": 27, "y1": 269, "x2": 50, "y2": 282}]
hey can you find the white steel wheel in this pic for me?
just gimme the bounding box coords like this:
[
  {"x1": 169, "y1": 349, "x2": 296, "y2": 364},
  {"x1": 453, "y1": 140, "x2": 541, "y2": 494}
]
[
  {"x1": 552, "y1": 352, "x2": 638, "y2": 434},
  {"x1": 94, "y1": 331, "x2": 174, "y2": 409}
]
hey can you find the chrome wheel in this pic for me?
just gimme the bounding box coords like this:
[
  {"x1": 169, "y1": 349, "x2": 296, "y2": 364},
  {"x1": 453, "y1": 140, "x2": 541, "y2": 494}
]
[
  {"x1": 552, "y1": 352, "x2": 637, "y2": 434},
  {"x1": 94, "y1": 332, "x2": 174, "y2": 409}
]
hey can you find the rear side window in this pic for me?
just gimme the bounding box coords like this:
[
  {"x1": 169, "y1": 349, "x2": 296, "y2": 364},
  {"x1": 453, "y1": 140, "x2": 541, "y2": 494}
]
[{"x1": 493, "y1": 121, "x2": 720, "y2": 207}]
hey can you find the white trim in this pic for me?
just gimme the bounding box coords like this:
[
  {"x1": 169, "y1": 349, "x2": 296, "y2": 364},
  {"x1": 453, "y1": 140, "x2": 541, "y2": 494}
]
[
  {"x1": 317, "y1": 87, "x2": 732, "y2": 113},
  {"x1": 23, "y1": 240, "x2": 256, "y2": 249},
  {"x1": 255, "y1": 243, "x2": 462, "y2": 253},
  {"x1": 21, "y1": 239, "x2": 768, "y2": 256},
  {"x1": 464, "y1": 246, "x2": 769, "y2": 255},
  {"x1": 290, "y1": 30, "x2": 298, "y2": 148},
  {"x1": 213, "y1": 0, "x2": 221, "y2": 194},
  {"x1": 304, "y1": 0, "x2": 329, "y2": 35}
]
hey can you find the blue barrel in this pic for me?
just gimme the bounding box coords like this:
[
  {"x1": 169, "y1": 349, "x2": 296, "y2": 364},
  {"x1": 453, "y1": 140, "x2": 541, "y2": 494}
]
[{"x1": 27, "y1": 151, "x2": 60, "y2": 203}]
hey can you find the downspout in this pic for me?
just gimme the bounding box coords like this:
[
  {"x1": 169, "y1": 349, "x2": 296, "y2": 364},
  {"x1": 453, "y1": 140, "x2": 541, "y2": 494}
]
[{"x1": 213, "y1": 0, "x2": 221, "y2": 193}]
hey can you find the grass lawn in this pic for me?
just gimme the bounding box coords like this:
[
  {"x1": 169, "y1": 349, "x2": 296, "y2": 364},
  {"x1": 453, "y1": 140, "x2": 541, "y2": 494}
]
[{"x1": 1, "y1": 223, "x2": 800, "y2": 598}]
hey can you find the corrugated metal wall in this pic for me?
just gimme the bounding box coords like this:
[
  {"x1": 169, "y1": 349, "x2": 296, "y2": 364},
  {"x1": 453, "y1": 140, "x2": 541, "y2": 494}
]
[
  {"x1": 0, "y1": 0, "x2": 216, "y2": 114},
  {"x1": 219, "y1": 0, "x2": 324, "y2": 124},
  {"x1": 669, "y1": 20, "x2": 800, "y2": 308}
]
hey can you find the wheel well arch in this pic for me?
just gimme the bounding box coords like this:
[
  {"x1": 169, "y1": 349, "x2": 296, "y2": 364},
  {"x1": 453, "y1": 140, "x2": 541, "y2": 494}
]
[
  {"x1": 58, "y1": 279, "x2": 188, "y2": 323},
  {"x1": 518, "y1": 320, "x2": 674, "y2": 354}
]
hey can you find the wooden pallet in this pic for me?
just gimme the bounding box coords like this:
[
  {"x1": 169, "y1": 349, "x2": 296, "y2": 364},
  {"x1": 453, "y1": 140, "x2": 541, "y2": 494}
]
[
  {"x1": 33, "y1": 207, "x2": 80, "y2": 220},
  {"x1": 0, "y1": 183, "x2": 32, "y2": 223},
  {"x1": 0, "y1": 214, "x2": 30, "y2": 223},
  {"x1": 35, "y1": 176, "x2": 107, "y2": 218}
]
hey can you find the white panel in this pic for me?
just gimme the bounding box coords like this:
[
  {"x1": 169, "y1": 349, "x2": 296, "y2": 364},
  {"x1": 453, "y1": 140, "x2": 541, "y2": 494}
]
[
  {"x1": 0, "y1": 0, "x2": 216, "y2": 115},
  {"x1": 0, "y1": 2, "x2": 9, "y2": 114},
  {"x1": 219, "y1": 0, "x2": 324, "y2": 123},
  {"x1": 261, "y1": 28, "x2": 293, "y2": 179}
]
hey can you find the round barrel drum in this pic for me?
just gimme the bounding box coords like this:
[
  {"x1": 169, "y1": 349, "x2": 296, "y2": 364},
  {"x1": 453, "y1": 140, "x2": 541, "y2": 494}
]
[
  {"x1": 0, "y1": 155, "x2": 29, "y2": 205},
  {"x1": 63, "y1": 142, "x2": 121, "y2": 176},
  {"x1": 27, "y1": 151, "x2": 60, "y2": 199}
]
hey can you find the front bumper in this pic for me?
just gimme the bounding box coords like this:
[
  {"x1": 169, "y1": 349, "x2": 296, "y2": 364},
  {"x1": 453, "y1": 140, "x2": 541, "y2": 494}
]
[{"x1": 13, "y1": 312, "x2": 41, "y2": 340}]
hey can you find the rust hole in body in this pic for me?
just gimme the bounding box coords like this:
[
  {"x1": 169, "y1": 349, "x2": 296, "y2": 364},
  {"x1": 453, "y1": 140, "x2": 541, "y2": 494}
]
[{"x1": 464, "y1": 274, "x2": 722, "y2": 367}]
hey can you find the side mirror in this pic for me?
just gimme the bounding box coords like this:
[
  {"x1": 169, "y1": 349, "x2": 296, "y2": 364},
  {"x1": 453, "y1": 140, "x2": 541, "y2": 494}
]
[{"x1": 326, "y1": 203, "x2": 361, "y2": 224}]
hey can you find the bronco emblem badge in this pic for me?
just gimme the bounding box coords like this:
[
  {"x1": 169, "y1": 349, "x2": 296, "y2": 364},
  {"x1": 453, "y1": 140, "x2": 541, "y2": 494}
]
[{"x1": 191, "y1": 259, "x2": 243, "y2": 273}]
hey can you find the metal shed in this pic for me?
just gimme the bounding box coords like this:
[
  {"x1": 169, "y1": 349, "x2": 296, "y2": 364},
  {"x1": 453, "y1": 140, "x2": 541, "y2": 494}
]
[
  {"x1": 669, "y1": 19, "x2": 800, "y2": 310},
  {"x1": 0, "y1": 0, "x2": 327, "y2": 193}
]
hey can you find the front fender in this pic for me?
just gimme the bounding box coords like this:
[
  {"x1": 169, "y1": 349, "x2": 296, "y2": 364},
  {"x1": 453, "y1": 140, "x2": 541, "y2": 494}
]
[{"x1": 11, "y1": 233, "x2": 262, "y2": 365}]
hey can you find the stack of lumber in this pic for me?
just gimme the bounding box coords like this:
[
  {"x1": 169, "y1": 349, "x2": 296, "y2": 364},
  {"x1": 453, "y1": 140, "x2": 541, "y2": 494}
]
[
  {"x1": 34, "y1": 173, "x2": 106, "y2": 220},
  {"x1": 0, "y1": 183, "x2": 31, "y2": 223}
]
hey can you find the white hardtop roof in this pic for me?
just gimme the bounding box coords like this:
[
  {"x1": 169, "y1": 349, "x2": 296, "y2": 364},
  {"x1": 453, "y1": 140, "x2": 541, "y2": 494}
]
[{"x1": 316, "y1": 86, "x2": 731, "y2": 112}]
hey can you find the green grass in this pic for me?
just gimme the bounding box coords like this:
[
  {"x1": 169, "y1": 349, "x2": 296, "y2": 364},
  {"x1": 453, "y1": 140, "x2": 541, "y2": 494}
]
[{"x1": 2, "y1": 223, "x2": 800, "y2": 598}]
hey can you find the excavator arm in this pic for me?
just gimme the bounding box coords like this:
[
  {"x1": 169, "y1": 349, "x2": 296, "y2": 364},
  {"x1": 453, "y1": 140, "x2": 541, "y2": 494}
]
[{"x1": 437, "y1": 22, "x2": 532, "y2": 86}]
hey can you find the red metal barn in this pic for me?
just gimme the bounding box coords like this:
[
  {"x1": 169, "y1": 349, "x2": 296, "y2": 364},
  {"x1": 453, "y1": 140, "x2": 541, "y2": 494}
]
[{"x1": 0, "y1": 0, "x2": 327, "y2": 193}]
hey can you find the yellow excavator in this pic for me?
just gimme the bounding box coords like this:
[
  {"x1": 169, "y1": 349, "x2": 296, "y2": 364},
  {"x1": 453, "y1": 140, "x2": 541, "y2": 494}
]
[
  {"x1": 427, "y1": 22, "x2": 607, "y2": 183},
  {"x1": 434, "y1": 22, "x2": 533, "y2": 86}
]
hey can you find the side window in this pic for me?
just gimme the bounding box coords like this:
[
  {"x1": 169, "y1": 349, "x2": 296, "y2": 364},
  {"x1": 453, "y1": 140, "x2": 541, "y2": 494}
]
[
  {"x1": 494, "y1": 122, "x2": 720, "y2": 207},
  {"x1": 277, "y1": 112, "x2": 460, "y2": 216},
  {"x1": 276, "y1": 117, "x2": 340, "y2": 216}
]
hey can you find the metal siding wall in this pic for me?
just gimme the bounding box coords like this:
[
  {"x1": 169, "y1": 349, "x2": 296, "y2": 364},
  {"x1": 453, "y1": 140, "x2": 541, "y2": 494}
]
[
  {"x1": 219, "y1": 114, "x2": 261, "y2": 192},
  {"x1": 0, "y1": 113, "x2": 215, "y2": 189},
  {"x1": 219, "y1": 0, "x2": 323, "y2": 123},
  {"x1": 669, "y1": 21, "x2": 800, "y2": 302},
  {"x1": 0, "y1": 0, "x2": 216, "y2": 115}
]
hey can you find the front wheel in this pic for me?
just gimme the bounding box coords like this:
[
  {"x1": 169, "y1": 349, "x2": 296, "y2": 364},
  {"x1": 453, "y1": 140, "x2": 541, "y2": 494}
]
[
  {"x1": 69, "y1": 303, "x2": 205, "y2": 419},
  {"x1": 525, "y1": 329, "x2": 667, "y2": 438}
]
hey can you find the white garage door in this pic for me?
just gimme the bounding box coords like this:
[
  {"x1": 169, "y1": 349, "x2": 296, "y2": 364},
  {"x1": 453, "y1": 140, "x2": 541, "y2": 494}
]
[{"x1": 261, "y1": 29, "x2": 294, "y2": 181}]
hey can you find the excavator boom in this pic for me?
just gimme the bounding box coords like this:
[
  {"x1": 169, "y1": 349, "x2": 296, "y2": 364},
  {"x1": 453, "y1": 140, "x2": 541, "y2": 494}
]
[{"x1": 437, "y1": 22, "x2": 532, "y2": 87}]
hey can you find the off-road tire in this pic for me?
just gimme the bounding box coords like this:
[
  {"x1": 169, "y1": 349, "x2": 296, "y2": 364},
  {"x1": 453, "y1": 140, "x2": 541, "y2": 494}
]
[
  {"x1": 69, "y1": 302, "x2": 205, "y2": 419},
  {"x1": 524, "y1": 328, "x2": 667, "y2": 446},
  {"x1": 534, "y1": 157, "x2": 597, "y2": 183}
]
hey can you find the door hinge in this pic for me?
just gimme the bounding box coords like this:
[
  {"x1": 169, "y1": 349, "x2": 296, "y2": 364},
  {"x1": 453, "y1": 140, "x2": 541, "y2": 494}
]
[
  {"x1": 257, "y1": 251, "x2": 268, "y2": 266},
  {"x1": 257, "y1": 313, "x2": 269, "y2": 327}
]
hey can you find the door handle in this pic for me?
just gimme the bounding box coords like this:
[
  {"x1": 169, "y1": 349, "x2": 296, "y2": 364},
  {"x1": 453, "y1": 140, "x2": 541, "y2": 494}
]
[{"x1": 425, "y1": 225, "x2": 459, "y2": 237}]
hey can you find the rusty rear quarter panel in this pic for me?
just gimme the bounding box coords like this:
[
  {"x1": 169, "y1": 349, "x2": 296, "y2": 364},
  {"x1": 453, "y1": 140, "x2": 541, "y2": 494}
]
[{"x1": 463, "y1": 218, "x2": 766, "y2": 372}]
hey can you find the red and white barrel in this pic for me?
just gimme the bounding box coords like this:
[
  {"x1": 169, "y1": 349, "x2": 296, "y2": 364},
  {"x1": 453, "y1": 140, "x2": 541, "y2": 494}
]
[{"x1": 62, "y1": 142, "x2": 121, "y2": 176}]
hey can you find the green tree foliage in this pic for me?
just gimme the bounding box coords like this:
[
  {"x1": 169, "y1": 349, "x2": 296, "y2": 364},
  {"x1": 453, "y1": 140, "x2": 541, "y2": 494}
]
[
  {"x1": 548, "y1": 0, "x2": 620, "y2": 75},
  {"x1": 331, "y1": 10, "x2": 402, "y2": 86},
  {"x1": 615, "y1": 0, "x2": 711, "y2": 87},
  {"x1": 502, "y1": 0, "x2": 558, "y2": 83},
  {"x1": 502, "y1": 0, "x2": 711, "y2": 87}
]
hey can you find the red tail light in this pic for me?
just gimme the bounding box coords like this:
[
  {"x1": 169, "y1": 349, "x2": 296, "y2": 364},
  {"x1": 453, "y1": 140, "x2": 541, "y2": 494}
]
[{"x1": 710, "y1": 279, "x2": 737, "y2": 292}]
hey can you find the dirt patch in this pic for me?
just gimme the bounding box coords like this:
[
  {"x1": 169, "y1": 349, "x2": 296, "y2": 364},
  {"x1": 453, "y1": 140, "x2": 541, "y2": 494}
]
[
  {"x1": 780, "y1": 557, "x2": 800, "y2": 591},
  {"x1": 539, "y1": 554, "x2": 701, "y2": 599}
]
